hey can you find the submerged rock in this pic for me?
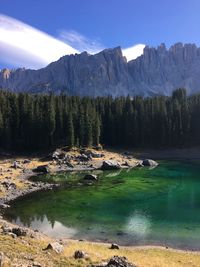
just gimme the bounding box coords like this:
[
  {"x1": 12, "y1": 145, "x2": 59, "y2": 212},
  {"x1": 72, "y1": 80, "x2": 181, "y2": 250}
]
[
  {"x1": 83, "y1": 174, "x2": 98, "y2": 181},
  {"x1": 101, "y1": 160, "x2": 121, "y2": 170},
  {"x1": 142, "y1": 159, "x2": 158, "y2": 167}
]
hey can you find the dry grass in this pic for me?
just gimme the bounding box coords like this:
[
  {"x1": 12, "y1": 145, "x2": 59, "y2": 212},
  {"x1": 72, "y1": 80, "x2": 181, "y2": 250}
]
[{"x1": 1, "y1": 232, "x2": 200, "y2": 267}]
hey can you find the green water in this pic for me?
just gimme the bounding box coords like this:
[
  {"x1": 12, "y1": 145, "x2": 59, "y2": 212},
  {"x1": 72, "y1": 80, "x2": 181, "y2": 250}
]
[{"x1": 4, "y1": 161, "x2": 200, "y2": 249}]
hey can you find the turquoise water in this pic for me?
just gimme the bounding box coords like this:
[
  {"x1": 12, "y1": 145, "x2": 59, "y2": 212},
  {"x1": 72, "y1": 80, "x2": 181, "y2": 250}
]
[{"x1": 4, "y1": 161, "x2": 200, "y2": 249}]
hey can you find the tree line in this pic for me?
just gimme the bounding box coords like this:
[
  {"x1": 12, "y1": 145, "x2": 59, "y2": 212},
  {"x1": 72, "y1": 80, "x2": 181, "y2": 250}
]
[{"x1": 0, "y1": 88, "x2": 199, "y2": 151}]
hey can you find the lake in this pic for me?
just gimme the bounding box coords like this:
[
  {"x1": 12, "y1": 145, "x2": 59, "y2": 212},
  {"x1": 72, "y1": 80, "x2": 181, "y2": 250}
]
[{"x1": 4, "y1": 160, "x2": 200, "y2": 250}]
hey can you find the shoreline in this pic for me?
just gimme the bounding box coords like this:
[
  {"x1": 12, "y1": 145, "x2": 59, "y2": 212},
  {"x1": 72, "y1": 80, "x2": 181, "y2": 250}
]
[
  {"x1": 132, "y1": 147, "x2": 200, "y2": 160},
  {"x1": 1, "y1": 148, "x2": 200, "y2": 266}
]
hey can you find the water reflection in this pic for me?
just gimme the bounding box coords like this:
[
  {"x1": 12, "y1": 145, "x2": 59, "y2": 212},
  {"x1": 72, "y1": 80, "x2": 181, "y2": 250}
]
[
  {"x1": 15, "y1": 215, "x2": 77, "y2": 238},
  {"x1": 125, "y1": 211, "x2": 151, "y2": 237}
]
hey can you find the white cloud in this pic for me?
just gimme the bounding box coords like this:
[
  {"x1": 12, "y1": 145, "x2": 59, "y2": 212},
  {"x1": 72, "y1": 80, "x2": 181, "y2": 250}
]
[
  {"x1": 122, "y1": 44, "x2": 145, "y2": 61},
  {"x1": 0, "y1": 14, "x2": 78, "y2": 69},
  {"x1": 0, "y1": 14, "x2": 145, "y2": 69},
  {"x1": 59, "y1": 30, "x2": 104, "y2": 54}
]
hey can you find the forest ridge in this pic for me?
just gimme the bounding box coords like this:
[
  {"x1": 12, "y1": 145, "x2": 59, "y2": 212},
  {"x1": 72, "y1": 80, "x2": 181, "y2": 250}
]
[{"x1": 0, "y1": 88, "x2": 198, "y2": 151}]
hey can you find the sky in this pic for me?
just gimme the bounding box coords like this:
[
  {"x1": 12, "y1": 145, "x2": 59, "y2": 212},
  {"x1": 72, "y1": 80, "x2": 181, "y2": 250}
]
[{"x1": 0, "y1": 0, "x2": 200, "y2": 69}]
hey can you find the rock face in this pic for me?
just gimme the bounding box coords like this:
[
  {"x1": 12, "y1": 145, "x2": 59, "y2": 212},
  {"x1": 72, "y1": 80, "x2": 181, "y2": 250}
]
[
  {"x1": 1, "y1": 43, "x2": 200, "y2": 96},
  {"x1": 128, "y1": 43, "x2": 200, "y2": 96},
  {"x1": 0, "y1": 47, "x2": 132, "y2": 97}
]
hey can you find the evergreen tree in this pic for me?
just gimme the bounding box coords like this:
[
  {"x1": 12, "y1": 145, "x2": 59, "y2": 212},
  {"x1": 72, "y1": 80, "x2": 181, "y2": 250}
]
[{"x1": 66, "y1": 113, "x2": 74, "y2": 147}]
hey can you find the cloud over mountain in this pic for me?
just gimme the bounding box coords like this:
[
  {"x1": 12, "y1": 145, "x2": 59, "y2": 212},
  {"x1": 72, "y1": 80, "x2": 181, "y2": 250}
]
[
  {"x1": 0, "y1": 14, "x2": 78, "y2": 69},
  {"x1": 0, "y1": 14, "x2": 144, "y2": 69}
]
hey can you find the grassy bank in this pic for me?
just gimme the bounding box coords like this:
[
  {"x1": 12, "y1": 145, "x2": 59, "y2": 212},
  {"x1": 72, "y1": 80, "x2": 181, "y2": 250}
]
[{"x1": 1, "y1": 226, "x2": 200, "y2": 267}]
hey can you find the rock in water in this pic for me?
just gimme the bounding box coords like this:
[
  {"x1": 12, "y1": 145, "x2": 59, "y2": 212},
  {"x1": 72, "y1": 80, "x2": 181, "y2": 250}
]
[
  {"x1": 101, "y1": 160, "x2": 121, "y2": 170},
  {"x1": 83, "y1": 174, "x2": 98, "y2": 181},
  {"x1": 142, "y1": 159, "x2": 158, "y2": 167}
]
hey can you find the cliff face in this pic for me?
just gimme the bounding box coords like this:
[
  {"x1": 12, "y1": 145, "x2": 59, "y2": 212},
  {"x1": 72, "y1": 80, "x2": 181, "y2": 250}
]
[
  {"x1": 1, "y1": 43, "x2": 200, "y2": 96},
  {"x1": 0, "y1": 47, "x2": 133, "y2": 97},
  {"x1": 128, "y1": 43, "x2": 200, "y2": 96}
]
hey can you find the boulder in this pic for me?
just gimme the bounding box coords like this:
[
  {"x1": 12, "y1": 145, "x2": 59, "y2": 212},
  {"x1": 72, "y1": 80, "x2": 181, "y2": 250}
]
[
  {"x1": 91, "y1": 256, "x2": 137, "y2": 267},
  {"x1": 12, "y1": 227, "x2": 27, "y2": 237},
  {"x1": 11, "y1": 161, "x2": 19, "y2": 169},
  {"x1": 83, "y1": 174, "x2": 98, "y2": 181},
  {"x1": 33, "y1": 165, "x2": 49, "y2": 173},
  {"x1": 1, "y1": 225, "x2": 12, "y2": 234},
  {"x1": 1, "y1": 181, "x2": 17, "y2": 190},
  {"x1": 74, "y1": 250, "x2": 86, "y2": 259},
  {"x1": 91, "y1": 152, "x2": 104, "y2": 158},
  {"x1": 101, "y1": 160, "x2": 121, "y2": 170},
  {"x1": 1, "y1": 226, "x2": 27, "y2": 237},
  {"x1": 110, "y1": 243, "x2": 119, "y2": 249},
  {"x1": 0, "y1": 204, "x2": 10, "y2": 209},
  {"x1": 23, "y1": 159, "x2": 31, "y2": 164},
  {"x1": 78, "y1": 154, "x2": 91, "y2": 161},
  {"x1": 142, "y1": 159, "x2": 158, "y2": 167},
  {"x1": 106, "y1": 256, "x2": 137, "y2": 267},
  {"x1": 44, "y1": 242, "x2": 63, "y2": 253},
  {"x1": 136, "y1": 162, "x2": 144, "y2": 167},
  {"x1": 52, "y1": 150, "x2": 65, "y2": 160}
]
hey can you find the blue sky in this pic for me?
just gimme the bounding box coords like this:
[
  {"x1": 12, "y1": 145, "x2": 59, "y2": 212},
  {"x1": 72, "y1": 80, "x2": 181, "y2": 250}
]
[{"x1": 0, "y1": 0, "x2": 200, "y2": 69}]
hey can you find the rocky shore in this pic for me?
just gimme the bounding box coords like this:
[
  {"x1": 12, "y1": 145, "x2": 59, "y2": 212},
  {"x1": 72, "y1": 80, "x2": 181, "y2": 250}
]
[
  {"x1": 0, "y1": 147, "x2": 147, "y2": 212},
  {"x1": 1, "y1": 148, "x2": 200, "y2": 266}
]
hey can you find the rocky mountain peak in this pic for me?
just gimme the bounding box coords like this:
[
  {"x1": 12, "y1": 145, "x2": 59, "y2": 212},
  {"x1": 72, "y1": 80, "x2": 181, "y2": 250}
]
[
  {"x1": 1, "y1": 68, "x2": 11, "y2": 80},
  {"x1": 1, "y1": 43, "x2": 200, "y2": 96}
]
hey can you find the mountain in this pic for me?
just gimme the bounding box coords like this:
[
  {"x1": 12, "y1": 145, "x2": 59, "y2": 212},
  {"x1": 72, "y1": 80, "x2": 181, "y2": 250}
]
[{"x1": 1, "y1": 43, "x2": 200, "y2": 96}]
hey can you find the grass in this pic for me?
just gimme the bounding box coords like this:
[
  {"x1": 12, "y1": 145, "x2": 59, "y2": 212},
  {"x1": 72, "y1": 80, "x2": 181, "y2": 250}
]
[{"x1": 1, "y1": 231, "x2": 200, "y2": 267}]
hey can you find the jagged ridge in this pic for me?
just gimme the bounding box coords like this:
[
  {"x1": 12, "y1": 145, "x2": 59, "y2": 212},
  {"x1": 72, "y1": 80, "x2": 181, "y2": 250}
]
[{"x1": 1, "y1": 43, "x2": 200, "y2": 96}]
